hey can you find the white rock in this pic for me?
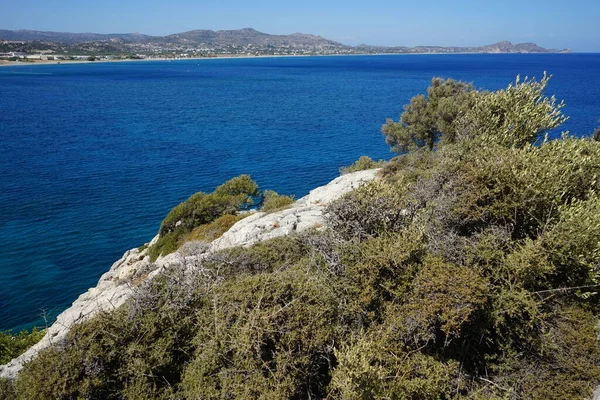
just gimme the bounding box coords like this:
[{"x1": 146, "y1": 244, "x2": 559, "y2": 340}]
[
  {"x1": 0, "y1": 239, "x2": 159, "y2": 379},
  {"x1": 210, "y1": 168, "x2": 379, "y2": 251}
]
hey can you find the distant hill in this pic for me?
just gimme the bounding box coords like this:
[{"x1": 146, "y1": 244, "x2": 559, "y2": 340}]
[
  {"x1": 0, "y1": 28, "x2": 344, "y2": 49},
  {"x1": 0, "y1": 28, "x2": 571, "y2": 56},
  {"x1": 0, "y1": 29, "x2": 155, "y2": 44},
  {"x1": 481, "y1": 40, "x2": 569, "y2": 53},
  {"x1": 356, "y1": 40, "x2": 570, "y2": 54},
  {"x1": 161, "y1": 28, "x2": 343, "y2": 49}
]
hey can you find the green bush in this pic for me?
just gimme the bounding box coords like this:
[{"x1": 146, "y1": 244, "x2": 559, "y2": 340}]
[
  {"x1": 326, "y1": 180, "x2": 409, "y2": 240},
  {"x1": 158, "y1": 175, "x2": 257, "y2": 237},
  {"x1": 331, "y1": 335, "x2": 460, "y2": 399},
  {"x1": 15, "y1": 266, "x2": 207, "y2": 400},
  {"x1": 202, "y1": 234, "x2": 309, "y2": 278},
  {"x1": 488, "y1": 305, "x2": 600, "y2": 399},
  {"x1": 457, "y1": 73, "x2": 567, "y2": 148},
  {"x1": 260, "y1": 190, "x2": 294, "y2": 212},
  {"x1": 450, "y1": 138, "x2": 600, "y2": 238},
  {"x1": 508, "y1": 196, "x2": 600, "y2": 292},
  {"x1": 336, "y1": 229, "x2": 425, "y2": 320},
  {"x1": 186, "y1": 213, "x2": 246, "y2": 243},
  {"x1": 149, "y1": 175, "x2": 258, "y2": 260},
  {"x1": 181, "y1": 266, "x2": 342, "y2": 399},
  {"x1": 0, "y1": 378, "x2": 16, "y2": 400},
  {"x1": 0, "y1": 328, "x2": 45, "y2": 364},
  {"x1": 339, "y1": 155, "x2": 384, "y2": 174}
]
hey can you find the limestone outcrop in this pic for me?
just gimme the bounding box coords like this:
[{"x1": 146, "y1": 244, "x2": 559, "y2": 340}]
[{"x1": 0, "y1": 168, "x2": 379, "y2": 379}]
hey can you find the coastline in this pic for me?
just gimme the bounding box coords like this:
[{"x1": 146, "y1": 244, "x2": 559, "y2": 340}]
[
  {"x1": 0, "y1": 54, "x2": 324, "y2": 68},
  {"x1": 0, "y1": 168, "x2": 380, "y2": 379},
  {"x1": 0, "y1": 51, "x2": 577, "y2": 68}
]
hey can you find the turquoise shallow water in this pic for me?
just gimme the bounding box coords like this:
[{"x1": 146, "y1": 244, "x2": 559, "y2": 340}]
[{"x1": 1, "y1": 54, "x2": 599, "y2": 331}]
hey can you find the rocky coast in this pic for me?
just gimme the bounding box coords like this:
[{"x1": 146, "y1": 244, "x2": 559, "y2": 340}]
[{"x1": 0, "y1": 168, "x2": 379, "y2": 379}]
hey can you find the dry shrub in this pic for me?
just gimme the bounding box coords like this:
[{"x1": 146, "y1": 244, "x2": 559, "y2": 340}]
[
  {"x1": 339, "y1": 155, "x2": 384, "y2": 175},
  {"x1": 181, "y1": 265, "x2": 342, "y2": 399},
  {"x1": 326, "y1": 180, "x2": 408, "y2": 240},
  {"x1": 186, "y1": 213, "x2": 245, "y2": 243},
  {"x1": 260, "y1": 190, "x2": 295, "y2": 213}
]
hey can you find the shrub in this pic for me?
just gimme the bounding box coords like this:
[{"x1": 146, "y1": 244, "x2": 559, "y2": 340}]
[
  {"x1": 489, "y1": 305, "x2": 600, "y2": 400},
  {"x1": 181, "y1": 266, "x2": 342, "y2": 399},
  {"x1": 158, "y1": 175, "x2": 257, "y2": 237},
  {"x1": 326, "y1": 180, "x2": 408, "y2": 240},
  {"x1": 339, "y1": 155, "x2": 384, "y2": 174},
  {"x1": 0, "y1": 328, "x2": 45, "y2": 364},
  {"x1": 423, "y1": 138, "x2": 600, "y2": 238},
  {"x1": 202, "y1": 234, "x2": 309, "y2": 278},
  {"x1": 186, "y1": 213, "x2": 245, "y2": 243},
  {"x1": 149, "y1": 175, "x2": 258, "y2": 260},
  {"x1": 0, "y1": 378, "x2": 15, "y2": 400},
  {"x1": 331, "y1": 335, "x2": 460, "y2": 399},
  {"x1": 337, "y1": 229, "x2": 425, "y2": 321},
  {"x1": 136, "y1": 243, "x2": 148, "y2": 252},
  {"x1": 508, "y1": 196, "x2": 600, "y2": 292},
  {"x1": 15, "y1": 266, "x2": 207, "y2": 400},
  {"x1": 399, "y1": 257, "x2": 489, "y2": 343},
  {"x1": 457, "y1": 73, "x2": 567, "y2": 148},
  {"x1": 260, "y1": 190, "x2": 294, "y2": 213}
]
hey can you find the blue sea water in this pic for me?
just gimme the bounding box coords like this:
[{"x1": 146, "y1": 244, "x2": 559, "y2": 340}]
[{"x1": 1, "y1": 54, "x2": 599, "y2": 331}]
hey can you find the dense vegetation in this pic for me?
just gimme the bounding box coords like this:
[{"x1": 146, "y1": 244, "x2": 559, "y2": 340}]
[
  {"x1": 3, "y1": 74, "x2": 600, "y2": 399},
  {"x1": 0, "y1": 329, "x2": 45, "y2": 365}
]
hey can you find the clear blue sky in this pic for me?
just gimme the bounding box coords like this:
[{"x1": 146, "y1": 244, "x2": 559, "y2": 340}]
[{"x1": 2, "y1": 0, "x2": 599, "y2": 51}]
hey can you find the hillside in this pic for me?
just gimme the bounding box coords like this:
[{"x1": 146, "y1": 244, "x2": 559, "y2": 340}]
[
  {"x1": 161, "y1": 28, "x2": 343, "y2": 48},
  {"x1": 0, "y1": 28, "x2": 570, "y2": 57},
  {"x1": 0, "y1": 29, "x2": 154, "y2": 44},
  {"x1": 356, "y1": 40, "x2": 570, "y2": 54}
]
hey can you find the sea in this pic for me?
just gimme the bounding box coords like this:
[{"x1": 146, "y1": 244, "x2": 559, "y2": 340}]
[{"x1": 1, "y1": 53, "x2": 599, "y2": 331}]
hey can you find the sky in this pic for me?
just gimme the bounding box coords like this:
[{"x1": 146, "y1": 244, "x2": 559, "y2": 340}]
[{"x1": 2, "y1": 0, "x2": 599, "y2": 52}]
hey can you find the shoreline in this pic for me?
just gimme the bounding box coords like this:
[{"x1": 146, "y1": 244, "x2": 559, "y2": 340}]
[
  {"x1": 0, "y1": 53, "x2": 311, "y2": 68},
  {"x1": 0, "y1": 51, "x2": 577, "y2": 68}
]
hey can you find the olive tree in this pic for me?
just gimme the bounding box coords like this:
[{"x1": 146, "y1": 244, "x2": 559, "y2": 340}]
[
  {"x1": 383, "y1": 74, "x2": 568, "y2": 152},
  {"x1": 457, "y1": 72, "x2": 567, "y2": 148}
]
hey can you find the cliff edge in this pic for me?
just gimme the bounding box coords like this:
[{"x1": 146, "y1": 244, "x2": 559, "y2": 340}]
[{"x1": 0, "y1": 168, "x2": 379, "y2": 379}]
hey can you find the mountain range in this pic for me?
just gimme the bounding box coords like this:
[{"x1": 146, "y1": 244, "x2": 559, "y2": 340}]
[{"x1": 0, "y1": 28, "x2": 571, "y2": 55}]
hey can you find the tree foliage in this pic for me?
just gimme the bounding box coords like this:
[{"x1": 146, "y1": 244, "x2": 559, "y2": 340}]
[
  {"x1": 383, "y1": 73, "x2": 567, "y2": 152},
  {"x1": 382, "y1": 77, "x2": 475, "y2": 152},
  {"x1": 458, "y1": 73, "x2": 567, "y2": 147}
]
